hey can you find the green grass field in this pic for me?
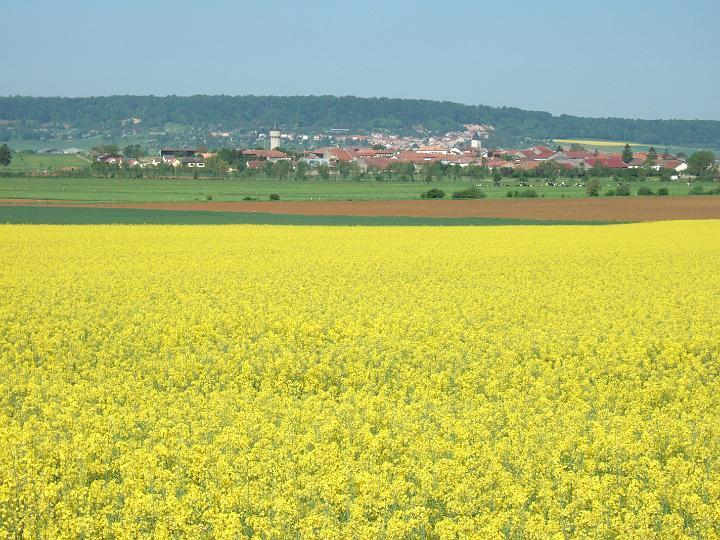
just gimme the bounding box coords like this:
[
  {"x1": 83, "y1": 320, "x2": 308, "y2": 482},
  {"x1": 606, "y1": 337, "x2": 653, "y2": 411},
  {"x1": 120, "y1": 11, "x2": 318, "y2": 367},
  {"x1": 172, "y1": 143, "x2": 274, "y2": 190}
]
[
  {"x1": 0, "y1": 206, "x2": 611, "y2": 226},
  {"x1": 0, "y1": 176, "x2": 712, "y2": 203},
  {"x1": 5, "y1": 153, "x2": 90, "y2": 172}
]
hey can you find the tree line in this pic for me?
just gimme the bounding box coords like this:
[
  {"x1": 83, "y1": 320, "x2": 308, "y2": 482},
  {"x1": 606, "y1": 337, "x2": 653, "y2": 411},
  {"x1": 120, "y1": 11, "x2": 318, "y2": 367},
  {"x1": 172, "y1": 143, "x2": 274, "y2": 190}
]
[{"x1": 1, "y1": 96, "x2": 720, "y2": 148}]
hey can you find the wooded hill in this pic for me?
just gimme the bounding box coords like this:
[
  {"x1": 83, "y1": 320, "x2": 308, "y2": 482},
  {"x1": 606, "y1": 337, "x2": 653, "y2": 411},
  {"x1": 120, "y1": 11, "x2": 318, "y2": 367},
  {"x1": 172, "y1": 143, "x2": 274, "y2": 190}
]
[{"x1": 1, "y1": 95, "x2": 719, "y2": 148}]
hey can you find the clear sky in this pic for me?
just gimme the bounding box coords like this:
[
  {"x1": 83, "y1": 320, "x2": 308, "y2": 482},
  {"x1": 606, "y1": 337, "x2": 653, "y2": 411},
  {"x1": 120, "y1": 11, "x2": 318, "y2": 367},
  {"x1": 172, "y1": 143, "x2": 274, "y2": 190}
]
[{"x1": 2, "y1": 0, "x2": 718, "y2": 120}]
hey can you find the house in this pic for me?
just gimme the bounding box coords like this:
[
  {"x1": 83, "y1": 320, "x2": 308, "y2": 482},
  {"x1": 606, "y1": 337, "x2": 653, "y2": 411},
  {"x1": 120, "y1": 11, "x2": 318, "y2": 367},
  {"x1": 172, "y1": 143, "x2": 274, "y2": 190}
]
[
  {"x1": 663, "y1": 160, "x2": 688, "y2": 173},
  {"x1": 311, "y1": 148, "x2": 354, "y2": 162},
  {"x1": 416, "y1": 145, "x2": 449, "y2": 155},
  {"x1": 521, "y1": 145, "x2": 558, "y2": 161},
  {"x1": 98, "y1": 154, "x2": 123, "y2": 165},
  {"x1": 300, "y1": 155, "x2": 331, "y2": 167},
  {"x1": 584, "y1": 157, "x2": 628, "y2": 169},
  {"x1": 516, "y1": 160, "x2": 542, "y2": 171},
  {"x1": 556, "y1": 150, "x2": 596, "y2": 161},
  {"x1": 246, "y1": 160, "x2": 267, "y2": 170},
  {"x1": 139, "y1": 156, "x2": 163, "y2": 166},
  {"x1": 168, "y1": 157, "x2": 204, "y2": 168},
  {"x1": 350, "y1": 147, "x2": 396, "y2": 158},
  {"x1": 485, "y1": 158, "x2": 515, "y2": 169},
  {"x1": 396, "y1": 151, "x2": 439, "y2": 164},
  {"x1": 161, "y1": 148, "x2": 196, "y2": 162},
  {"x1": 241, "y1": 149, "x2": 291, "y2": 162},
  {"x1": 180, "y1": 157, "x2": 205, "y2": 168},
  {"x1": 356, "y1": 157, "x2": 393, "y2": 171},
  {"x1": 122, "y1": 158, "x2": 141, "y2": 167}
]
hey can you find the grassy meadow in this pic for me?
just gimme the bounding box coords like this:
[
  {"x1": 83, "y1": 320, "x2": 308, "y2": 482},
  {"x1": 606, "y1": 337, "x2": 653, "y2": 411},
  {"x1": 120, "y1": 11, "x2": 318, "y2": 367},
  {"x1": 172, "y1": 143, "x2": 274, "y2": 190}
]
[
  {"x1": 0, "y1": 176, "x2": 713, "y2": 203},
  {"x1": 4, "y1": 153, "x2": 89, "y2": 172}
]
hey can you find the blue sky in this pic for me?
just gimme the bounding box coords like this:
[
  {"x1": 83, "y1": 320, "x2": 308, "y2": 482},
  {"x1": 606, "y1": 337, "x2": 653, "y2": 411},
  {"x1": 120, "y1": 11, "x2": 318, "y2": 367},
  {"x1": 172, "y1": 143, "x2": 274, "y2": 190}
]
[{"x1": 1, "y1": 0, "x2": 718, "y2": 119}]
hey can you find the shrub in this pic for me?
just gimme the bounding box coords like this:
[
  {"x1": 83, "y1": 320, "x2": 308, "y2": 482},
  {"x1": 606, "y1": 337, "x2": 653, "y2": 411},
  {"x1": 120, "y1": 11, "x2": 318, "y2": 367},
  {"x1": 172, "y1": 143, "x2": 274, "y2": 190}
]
[
  {"x1": 637, "y1": 186, "x2": 654, "y2": 196},
  {"x1": 420, "y1": 188, "x2": 445, "y2": 199},
  {"x1": 585, "y1": 179, "x2": 600, "y2": 197},
  {"x1": 205, "y1": 194, "x2": 213, "y2": 201},
  {"x1": 657, "y1": 187, "x2": 669, "y2": 196},
  {"x1": 518, "y1": 189, "x2": 538, "y2": 198},
  {"x1": 243, "y1": 196, "x2": 258, "y2": 201},
  {"x1": 689, "y1": 185, "x2": 705, "y2": 195},
  {"x1": 604, "y1": 190, "x2": 615, "y2": 197},
  {"x1": 269, "y1": 193, "x2": 280, "y2": 201},
  {"x1": 452, "y1": 187, "x2": 486, "y2": 199},
  {"x1": 615, "y1": 184, "x2": 631, "y2": 196},
  {"x1": 506, "y1": 191, "x2": 514, "y2": 198}
]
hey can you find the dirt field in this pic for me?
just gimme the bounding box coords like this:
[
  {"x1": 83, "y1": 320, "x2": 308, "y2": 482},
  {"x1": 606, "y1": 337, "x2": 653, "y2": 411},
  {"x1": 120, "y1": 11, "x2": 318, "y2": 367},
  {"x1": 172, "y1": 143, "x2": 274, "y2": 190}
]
[{"x1": 2, "y1": 196, "x2": 720, "y2": 222}]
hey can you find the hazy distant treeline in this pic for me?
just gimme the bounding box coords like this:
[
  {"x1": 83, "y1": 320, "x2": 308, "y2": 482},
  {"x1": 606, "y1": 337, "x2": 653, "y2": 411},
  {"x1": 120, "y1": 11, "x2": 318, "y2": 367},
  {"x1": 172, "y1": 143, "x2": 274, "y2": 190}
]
[{"x1": 1, "y1": 95, "x2": 719, "y2": 148}]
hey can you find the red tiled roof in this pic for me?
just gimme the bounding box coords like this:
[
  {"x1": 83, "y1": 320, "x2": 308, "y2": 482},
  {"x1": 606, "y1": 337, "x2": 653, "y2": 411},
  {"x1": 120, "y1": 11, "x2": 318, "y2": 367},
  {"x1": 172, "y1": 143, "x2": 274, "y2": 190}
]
[
  {"x1": 396, "y1": 151, "x2": 429, "y2": 163},
  {"x1": 241, "y1": 149, "x2": 289, "y2": 159},
  {"x1": 663, "y1": 160, "x2": 684, "y2": 169},
  {"x1": 485, "y1": 158, "x2": 514, "y2": 168},
  {"x1": 564, "y1": 150, "x2": 596, "y2": 160},
  {"x1": 516, "y1": 160, "x2": 541, "y2": 170},
  {"x1": 358, "y1": 157, "x2": 392, "y2": 170},
  {"x1": 584, "y1": 157, "x2": 628, "y2": 169}
]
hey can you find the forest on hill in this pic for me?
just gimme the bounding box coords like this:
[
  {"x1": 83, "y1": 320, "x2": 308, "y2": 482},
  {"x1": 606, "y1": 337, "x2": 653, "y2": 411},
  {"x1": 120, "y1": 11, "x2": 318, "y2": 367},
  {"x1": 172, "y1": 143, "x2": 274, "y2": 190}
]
[{"x1": 1, "y1": 95, "x2": 719, "y2": 148}]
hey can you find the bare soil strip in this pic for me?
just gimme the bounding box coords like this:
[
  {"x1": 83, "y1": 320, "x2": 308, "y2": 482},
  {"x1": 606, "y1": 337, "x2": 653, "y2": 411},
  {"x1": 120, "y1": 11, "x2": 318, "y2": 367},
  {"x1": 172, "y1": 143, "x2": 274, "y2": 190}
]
[{"x1": 2, "y1": 196, "x2": 720, "y2": 222}]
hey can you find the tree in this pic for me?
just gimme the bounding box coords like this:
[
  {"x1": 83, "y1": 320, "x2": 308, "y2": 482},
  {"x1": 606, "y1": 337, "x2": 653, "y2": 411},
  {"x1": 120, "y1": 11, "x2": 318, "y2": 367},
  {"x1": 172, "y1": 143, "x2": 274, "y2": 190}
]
[
  {"x1": 123, "y1": 144, "x2": 145, "y2": 159},
  {"x1": 452, "y1": 186, "x2": 486, "y2": 199},
  {"x1": 91, "y1": 144, "x2": 119, "y2": 155},
  {"x1": 585, "y1": 178, "x2": 600, "y2": 197},
  {"x1": 645, "y1": 146, "x2": 657, "y2": 167},
  {"x1": 205, "y1": 156, "x2": 229, "y2": 178},
  {"x1": 0, "y1": 144, "x2": 12, "y2": 167},
  {"x1": 421, "y1": 188, "x2": 445, "y2": 199},
  {"x1": 687, "y1": 150, "x2": 716, "y2": 177},
  {"x1": 622, "y1": 144, "x2": 633, "y2": 164},
  {"x1": 294, "y1": 161, "x2": 310, "y2": 180}
]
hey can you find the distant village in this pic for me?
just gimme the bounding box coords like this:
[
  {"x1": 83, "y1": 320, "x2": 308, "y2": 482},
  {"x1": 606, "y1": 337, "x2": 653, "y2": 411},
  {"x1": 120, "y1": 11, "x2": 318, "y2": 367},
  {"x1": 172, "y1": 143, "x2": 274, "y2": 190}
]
[{"x1": 93, "y1": 124, "x2": 691, "y2": 178}]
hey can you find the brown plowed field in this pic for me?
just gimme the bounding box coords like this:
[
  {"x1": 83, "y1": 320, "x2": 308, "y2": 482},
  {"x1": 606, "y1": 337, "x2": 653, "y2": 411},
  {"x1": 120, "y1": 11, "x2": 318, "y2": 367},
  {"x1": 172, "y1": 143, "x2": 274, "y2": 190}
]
[{"x1": 2, "y1": 196, "x2": 720, "y2": 222}]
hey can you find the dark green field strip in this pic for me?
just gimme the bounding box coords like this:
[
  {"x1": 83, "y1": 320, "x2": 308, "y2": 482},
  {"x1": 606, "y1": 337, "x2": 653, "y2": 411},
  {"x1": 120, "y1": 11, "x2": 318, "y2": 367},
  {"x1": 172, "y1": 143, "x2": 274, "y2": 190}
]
[{"x1": 0, "y1": 206, "x2": 616, "y2": 226}]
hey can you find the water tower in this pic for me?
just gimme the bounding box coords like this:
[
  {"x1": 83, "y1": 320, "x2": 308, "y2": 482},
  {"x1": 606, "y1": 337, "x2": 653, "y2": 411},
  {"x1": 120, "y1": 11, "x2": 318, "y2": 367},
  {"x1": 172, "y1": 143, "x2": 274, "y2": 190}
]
[
  {"x1": 269, "y1": 125, "x2": 281, "y2": 150},
  {"x1": 471, "y1": 132, "x2": 483, "y2": 152}
]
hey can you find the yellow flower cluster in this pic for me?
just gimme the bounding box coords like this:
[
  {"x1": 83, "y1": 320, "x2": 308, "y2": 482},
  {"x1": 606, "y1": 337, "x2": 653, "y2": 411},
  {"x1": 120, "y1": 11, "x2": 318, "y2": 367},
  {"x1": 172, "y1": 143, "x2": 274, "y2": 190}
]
[{"x1": 1, "y1": 222, "x2": 719, "y2": 538}]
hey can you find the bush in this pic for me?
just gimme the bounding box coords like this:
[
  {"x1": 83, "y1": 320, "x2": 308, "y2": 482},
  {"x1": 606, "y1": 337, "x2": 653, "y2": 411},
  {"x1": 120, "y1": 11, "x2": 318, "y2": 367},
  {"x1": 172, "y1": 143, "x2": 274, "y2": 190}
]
[
  {"x1": 657, "y1": 187, "x2": 669, "y2": 196},
  {"x1": 689, "y1": 185, "x2": 705, "y2": 195},
  {"x1": 604, "y1": 190, "x2": 615, "y2": 197},
  {"x1": 269, "y1": 193, "x2": 280, "y2": 201},
  {"x1": 585, "y1": 179, "x2": 600, "y2": 197},
  {"x1": 615, "y1": 184, "x2": 631, "y2": 196},
  {"x1": 452, "y1": 186, "x2": 486, "y2": 199},
  {"x1": 205, "y1": 194, "x2": 213, "y2": 201},
  {"x1": 518, "y1": 189, "x2": 538, "y2": 198},
  {"x1": 420, "y1": 188, "x2": 445, "y2": 199},
  {"x1": 637, "y1": 186, "x2": 654, "y2": 196},
  {"x1": 506, "y1": 190, "x2": 515, "y2": 198}
]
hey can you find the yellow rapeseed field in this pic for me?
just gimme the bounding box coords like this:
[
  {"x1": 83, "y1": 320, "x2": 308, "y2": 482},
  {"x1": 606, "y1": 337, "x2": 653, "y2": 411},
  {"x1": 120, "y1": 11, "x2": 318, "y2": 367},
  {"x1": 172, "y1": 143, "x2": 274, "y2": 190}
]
[{"x1": 1, "y1": 222, "x2": 719, "y2": 538}]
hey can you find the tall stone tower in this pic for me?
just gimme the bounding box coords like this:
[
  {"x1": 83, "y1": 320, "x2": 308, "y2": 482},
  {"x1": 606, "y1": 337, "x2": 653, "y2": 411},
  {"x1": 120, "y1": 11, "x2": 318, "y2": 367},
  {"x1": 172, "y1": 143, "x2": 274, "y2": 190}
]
[
  {"x1": 269, "y1": 125, "x2": 281, "y2": 151},
  {"x1": 471, "y1": 132, "x2": 483, "y2": 152}
]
